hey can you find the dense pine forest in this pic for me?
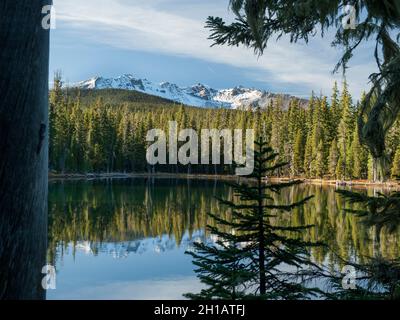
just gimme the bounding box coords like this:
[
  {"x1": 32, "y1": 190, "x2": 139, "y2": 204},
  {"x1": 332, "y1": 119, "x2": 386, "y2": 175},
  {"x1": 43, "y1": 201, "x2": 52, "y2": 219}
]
[{"x1": 49, "y1": 75, "x2": 400, "y2": 181}]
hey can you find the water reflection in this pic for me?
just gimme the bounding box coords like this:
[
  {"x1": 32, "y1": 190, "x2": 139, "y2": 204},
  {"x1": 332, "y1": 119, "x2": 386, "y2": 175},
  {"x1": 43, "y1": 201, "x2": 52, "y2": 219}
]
[{"x1": 47, "y1": 179, "x2": 400, "y2": 299}]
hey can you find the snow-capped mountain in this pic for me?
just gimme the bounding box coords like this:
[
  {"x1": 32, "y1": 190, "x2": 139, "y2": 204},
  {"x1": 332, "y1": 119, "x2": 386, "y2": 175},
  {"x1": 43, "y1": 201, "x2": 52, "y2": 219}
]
[
  {"x1": 70, "y1": 230, "x2": 210, "y2": 259},
  {"x1": 74, "y1": 74, "x2": 308, "y2": 109}
]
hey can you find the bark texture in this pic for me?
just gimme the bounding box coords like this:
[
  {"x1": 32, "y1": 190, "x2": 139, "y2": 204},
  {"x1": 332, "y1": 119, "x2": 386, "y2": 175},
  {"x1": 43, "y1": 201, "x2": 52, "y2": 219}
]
[{"x1": 0, "y1": 1, "x2": 51, "y2": 299}]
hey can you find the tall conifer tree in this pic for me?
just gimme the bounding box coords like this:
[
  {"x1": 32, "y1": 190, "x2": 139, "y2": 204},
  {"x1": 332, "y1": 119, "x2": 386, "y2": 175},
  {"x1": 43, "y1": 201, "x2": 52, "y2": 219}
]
[{"x1": 186, "y1": 137, "x2": 321, "y2": 299}]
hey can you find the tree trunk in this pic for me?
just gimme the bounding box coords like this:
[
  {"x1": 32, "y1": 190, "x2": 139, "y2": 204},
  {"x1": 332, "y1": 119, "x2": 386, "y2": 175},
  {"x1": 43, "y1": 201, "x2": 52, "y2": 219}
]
[
  {"x1": 0, "y1": 1, "x2": 51, "y2": 300},
  {"x1": 373, "y1": 156, "x2": 386, "y2": 183},
  {"x1": 258, "y1": 179, "x2": 266, "y2": 296},
  {"x1": 373, "y1": 157, "x2": 378, "y2": 183}
]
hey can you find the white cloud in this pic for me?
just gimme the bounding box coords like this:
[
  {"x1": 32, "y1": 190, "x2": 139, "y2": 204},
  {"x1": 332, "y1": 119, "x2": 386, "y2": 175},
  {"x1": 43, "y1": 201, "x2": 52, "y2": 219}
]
[{"x1": 53, "y1": 0, "x2": 376, "y2": 98}]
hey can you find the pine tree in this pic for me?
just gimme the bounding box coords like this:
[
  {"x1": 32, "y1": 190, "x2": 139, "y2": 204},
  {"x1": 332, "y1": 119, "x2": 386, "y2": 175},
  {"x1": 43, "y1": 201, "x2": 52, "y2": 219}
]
[
  {"x1": 49, "y1": 71, "x2": 64, "y2": 170},
  {"x1": 391, "y1": 146, "x2": 400, "y2": 179},
  {"x1": 185, "y1": 137, "x2": 321, "y2": 300},
  {"x1": 315, "y1": 140, "x2": 326, "y2": 179},
  {"x1": 351, "y1": 122, "x2": 368, "y2": 179},
  {"x1": 47, "y1": 82, "x2": 400, "y2": 179},
  {"x1": 328, "y1": 140, "x2": 339, "y2": 179},
  {"x1": 70, "y1": 100, "x2": 86, "y2": 172},
  {"x1": 53, "y1": 97, "x2": 72, "y2": 173},
  {"x1": 303, "y1": 133, "x2": 313, "y2": 178},
  {"x1": 329, "y1": 81, "x2": 341, "y2": 140},
  {"x1": 336, "y1": 81, "x2": 354, "y2": 180},
  {"x1": 310, "y1": 99, "x2": 323, "y2": 177},
  {"x1": 292, "y1": 129, "x2": 304, "y2": 177},
  {"x1": 205, "y1": 0, "x2": 400, "y2": 170}
]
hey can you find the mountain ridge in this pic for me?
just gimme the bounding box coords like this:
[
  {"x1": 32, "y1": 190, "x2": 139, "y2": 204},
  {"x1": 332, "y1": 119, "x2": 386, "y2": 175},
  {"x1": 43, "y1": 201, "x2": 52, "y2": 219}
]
[{"x1": 74, "y1": 74, "x2": 309, "y2": 109}]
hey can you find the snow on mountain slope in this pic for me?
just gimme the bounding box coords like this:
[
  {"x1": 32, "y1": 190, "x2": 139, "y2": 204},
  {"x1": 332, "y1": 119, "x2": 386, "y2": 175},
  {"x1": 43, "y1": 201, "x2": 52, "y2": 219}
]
[
  {"x1": 215, "y1": 87, "x2": 264, "y2": 109},
  {"x1": 74, "y1": 74, "x2": 308, "y2": 109}
]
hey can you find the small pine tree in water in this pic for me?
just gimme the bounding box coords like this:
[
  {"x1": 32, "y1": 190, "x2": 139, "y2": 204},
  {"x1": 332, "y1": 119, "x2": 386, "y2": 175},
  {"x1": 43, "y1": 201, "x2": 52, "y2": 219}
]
[{"x1": 185, "y1": 137, "x2": 323, "y2": 300}]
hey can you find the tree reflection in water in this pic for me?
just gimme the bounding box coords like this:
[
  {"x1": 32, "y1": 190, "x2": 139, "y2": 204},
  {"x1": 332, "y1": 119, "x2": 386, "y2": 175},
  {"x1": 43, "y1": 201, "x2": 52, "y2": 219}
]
[{"x1": 48, "y1": 179, "x2": 400, "y2": 283}]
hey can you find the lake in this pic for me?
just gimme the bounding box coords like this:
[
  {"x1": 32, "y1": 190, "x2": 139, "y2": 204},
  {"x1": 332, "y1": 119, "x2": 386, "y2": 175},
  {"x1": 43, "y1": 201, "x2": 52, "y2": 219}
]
[{"x1": 46, "y1": 178, "x2": 400, "y2": 300}]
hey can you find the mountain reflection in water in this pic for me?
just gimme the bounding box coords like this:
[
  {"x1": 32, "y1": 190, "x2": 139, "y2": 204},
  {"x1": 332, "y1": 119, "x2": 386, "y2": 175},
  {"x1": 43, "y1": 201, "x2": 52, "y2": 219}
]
[{"x1": 47, "y1": 178, "x2": 400, "y2": 300}]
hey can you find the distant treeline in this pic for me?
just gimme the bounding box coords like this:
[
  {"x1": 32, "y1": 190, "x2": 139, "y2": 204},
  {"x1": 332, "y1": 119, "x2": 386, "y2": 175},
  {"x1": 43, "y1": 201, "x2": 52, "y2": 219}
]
[{"x1": 49, "y1": 76, "x2": 400, "y2": 180}]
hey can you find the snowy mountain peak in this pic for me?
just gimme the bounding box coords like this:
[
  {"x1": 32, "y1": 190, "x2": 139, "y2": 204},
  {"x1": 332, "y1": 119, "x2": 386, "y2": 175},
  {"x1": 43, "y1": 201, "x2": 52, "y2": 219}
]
[
  {"x1": 186, "y1": 83, "x2": 219, "y2": 101},
  {"x1": 74, "y1": 74, "x2": 308, "y2": 109}
]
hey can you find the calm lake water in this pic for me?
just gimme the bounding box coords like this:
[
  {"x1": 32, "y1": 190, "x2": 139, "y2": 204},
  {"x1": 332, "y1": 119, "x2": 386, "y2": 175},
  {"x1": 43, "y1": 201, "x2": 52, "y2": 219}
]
[{"x1": 46, "y1": 178, "x2": 400, "y2": 300}]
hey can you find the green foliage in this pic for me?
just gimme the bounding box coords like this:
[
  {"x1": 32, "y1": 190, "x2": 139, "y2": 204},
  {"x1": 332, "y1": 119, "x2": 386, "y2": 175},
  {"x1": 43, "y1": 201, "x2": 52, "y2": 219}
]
[
  {"x1": 185, "y1": 137, "x2": 323, "y2": 300},
  {"x1": 352, "y1": 121, "x2": 369, "y2": 179},
  {"x1": 206, "y1": 0, "x2": 400, "y2": 178},
  {"x1": 391, "y1": 146, "x2": 400, "y2": 179},
  {"x1": 67, "y1": 87, "x2": 175, "y2": 106},
  {"x1": 328, "y1": 139, "x2": 339, "y2": 179},
  {"x1": 292, "y1": 130, "x2": 305, "y2": 176},
  {"x1": 49, "y1": 77, "x2": 400, "y2": 181}
]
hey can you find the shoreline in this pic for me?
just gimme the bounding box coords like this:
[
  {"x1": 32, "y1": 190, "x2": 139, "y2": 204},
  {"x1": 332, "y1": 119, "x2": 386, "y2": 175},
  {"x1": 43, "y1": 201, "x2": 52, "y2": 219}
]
[{"x1": 49, "y1": 172, "x2": 400, "y2": 189}]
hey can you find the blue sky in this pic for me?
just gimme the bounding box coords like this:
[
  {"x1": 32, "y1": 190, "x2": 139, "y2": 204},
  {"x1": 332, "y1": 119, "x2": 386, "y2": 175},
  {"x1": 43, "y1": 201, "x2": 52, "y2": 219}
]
[{"x1": 50, "y1": 0, "x2": 377, "y2": 99}]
